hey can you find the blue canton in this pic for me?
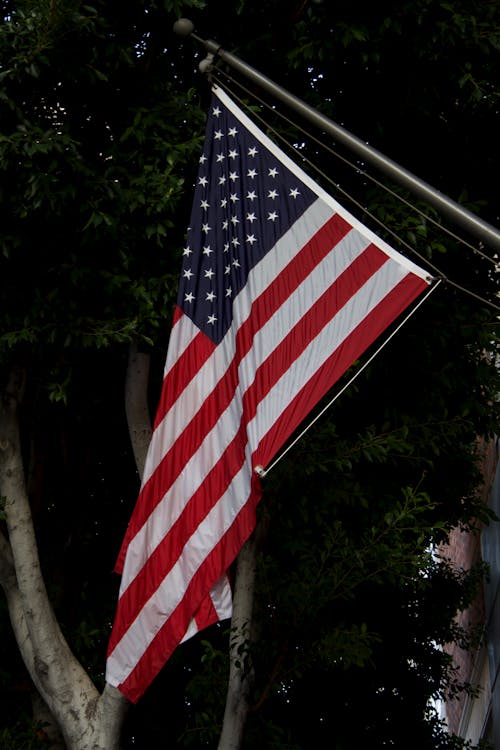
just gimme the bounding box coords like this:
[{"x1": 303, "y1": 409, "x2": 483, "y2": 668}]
[{"x1": 178, "y1": 92, "x2": 317, "y2": 344}]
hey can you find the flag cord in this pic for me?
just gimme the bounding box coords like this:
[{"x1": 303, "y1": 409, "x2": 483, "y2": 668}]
[{"x1": 256, "y1": 279, "x2": 443, "y2": 479}]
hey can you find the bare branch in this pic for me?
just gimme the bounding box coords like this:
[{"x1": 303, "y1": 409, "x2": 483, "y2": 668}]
[{"x1": 125, "y1": 341, "x2": 152, "y2": 480}]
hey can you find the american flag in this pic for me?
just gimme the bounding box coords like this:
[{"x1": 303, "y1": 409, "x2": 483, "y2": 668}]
[{"x1": 106, "y1": 85, "x2": 432, "y2": 702}]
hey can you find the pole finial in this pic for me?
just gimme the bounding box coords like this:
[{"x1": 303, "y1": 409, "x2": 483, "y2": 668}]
[{"x1": 173, "y1": 18, "x2": 195, "y2": 37}]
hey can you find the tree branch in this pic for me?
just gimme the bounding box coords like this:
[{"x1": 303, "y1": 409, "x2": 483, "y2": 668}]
[
  {"x1": 125, "y1": 341, "x2": 152, "y2": 480},
  {"x1": 0, "y1": 368, "x2": 101, "y2": 746},
  {"x1": 217, "y1": 535, "x2": 258, "y2": 750}
]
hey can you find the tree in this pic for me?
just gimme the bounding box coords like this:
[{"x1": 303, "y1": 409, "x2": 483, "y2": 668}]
[
  {"x1": 0, "y1": 1, "x2": 206, "y2": 746},
  {"x1": 1, "y1": 0, "x2": 499, "y2": 748}
]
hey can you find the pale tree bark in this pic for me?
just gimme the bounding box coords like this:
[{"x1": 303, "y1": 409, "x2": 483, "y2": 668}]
[
  {"x1": 125, "y1": 341, "x2": 152, "y2": 479},
  {"x1": 218, "y1": 535, "x2": 258, "y2": 750},
  {"x1": 0, "y1": 352, "x2": 152, "y2": 749}
]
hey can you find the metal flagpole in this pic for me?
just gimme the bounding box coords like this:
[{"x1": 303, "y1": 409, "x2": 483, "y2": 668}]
[{"x1": 174, "y1": 18, "x2": 500, "y2": 254}]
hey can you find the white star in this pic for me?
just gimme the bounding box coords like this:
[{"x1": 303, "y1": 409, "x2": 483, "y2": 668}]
[
  {"x1": 203, "y1": 245, "x2": 212, "y2": 256},
  {"x1": 247, "y1": 191, "x2": 257, "y2": 201},
  {"x1": 224, "y1": 265, "x2": 231, "y2": 275},
  {"x1": 246, "y1": 212, "x2": 257, "y2": 223},
  {"x1": 219, "y1": 175, "x2": 226, "y2": 185},
  {"x1": 230, "y1": 215, "x2": 239, "y2": 225},
  {"x1": 228, "y1": 127, "x2": 238, "y2": 136},
  {"x1": 201, "y1": 223, "x2": 211, "y2": 234},
  {"x1": 248, "y1": 146, "x2": 258, "y2": 157},
  {"x1": 183, "y1": 268, "x2": 193, "y2": 280},
  {"x1": 226, "y1": 287, "x2": 232, "y2": 296},
  {"x1": 246, "y1": 234, "x2": 257, "y2": 245},
  {"x1": 289, "y1": 187, "x2": 300, "y2": 198},
  {"x1": 228, "y1": 149, "x2": 238, "y2": 159},
  {"x1": 200, "y1": 199, "x2": 210, "y2": 210},
  {"x1": 184, "y1": 292, "x2": 195, "y2": 303},
  {"x1": 267, "y1": 211, "x2": 278, "y2": 221},
  {"x1": 220, "y1": 198, "x2": 228, "y2": 208},
  {"x1": 232, "y1": 237, "x2": 240, "y2": 247},
  {"x1": 183, "y1": 246, "x2": 192, "y2": 256},
  {"x1": 247, "y1": 168, "x2": 258, "y2": 179},
  {"x1": 199, "y1": 154, "x2": 207, "y2": 164},
  {"x1": 198, "y1": 176, "x2": 208, "y2": 187},
  {"x1": 268, "y1": 167, "x2": 278, "y2": 178},
  {"x1": 214, "y1": 130, "x2": 223, "y2": 140},
  {"x1": 223, "y1": 243, "x2": 230, "y2": 253},
  {"x1": 216, "y1": 153, "x2": 225, "y2": 163},
  {"x1": 204, "y1": 268, "x2": 215, "y2": 279},
  {"x1": 222, "y1": 219, "x2": 229, "y2": 230},
  {"x1": 232, "y1": 258, "x2": 241, "y2": 267},
  {"x1": 207, "y1": 314, "x2": 217, "y2": 324},
  {"x1": 206, "y1": 290, "x2": 216, "y2": 302},
  {"x1": 229, "y1": 193, "x2": 239, "y2": 203},
  {"x1": 268, "y1": 189, "x2": 278, "y2": 199},
  {"x1": 229, "y1": 171, "x2": 239, "y2": 182},
  {"x1": 212, "y1": 106, "x2": 221, "y2": 117}
]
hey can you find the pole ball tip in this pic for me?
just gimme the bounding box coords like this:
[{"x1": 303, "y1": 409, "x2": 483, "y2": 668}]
[{"x1": 173, "y1": 18, "x2": 195, "y2": 37}]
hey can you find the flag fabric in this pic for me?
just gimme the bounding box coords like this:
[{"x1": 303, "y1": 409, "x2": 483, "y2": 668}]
[{"x1": 106, "y1": 84, "x2": 432, "y2": 702}]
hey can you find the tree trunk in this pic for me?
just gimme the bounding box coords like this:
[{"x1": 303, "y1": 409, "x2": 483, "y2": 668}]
[
  {"x1": 0, "y1": 361, "x2": 139, "y2": 749},
  {"x1": 125, "y1": 341, "x2": 152, "y2": 479},
  {"x1": 218, "y1": 536, "x2": 258, "y2": 750}
]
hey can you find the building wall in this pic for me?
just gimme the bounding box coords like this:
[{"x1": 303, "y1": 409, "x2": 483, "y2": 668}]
[
  {"x1": 442, "y1": 438, "x2": 499, "y2": 747},
  {"x1": 481, "y1": 440, "x2": 500, "y2": 748}
]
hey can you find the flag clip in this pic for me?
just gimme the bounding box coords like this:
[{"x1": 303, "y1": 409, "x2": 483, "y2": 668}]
[
  {"x1": 199, "y1": 53, "x2": 215, "y2": 76},
  {"x1": 254, "y1": 465, "x2": 267, "y2": 478}
]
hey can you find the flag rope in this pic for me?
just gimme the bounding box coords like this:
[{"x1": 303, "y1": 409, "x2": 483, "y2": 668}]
[{"x1": 256, "y1": 279, "x2": 443, "y2": 478}]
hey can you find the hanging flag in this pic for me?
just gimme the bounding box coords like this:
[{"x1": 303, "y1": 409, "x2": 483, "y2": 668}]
[{"x1": 106, "y1": 84, "x2": 433, "y2": 702}]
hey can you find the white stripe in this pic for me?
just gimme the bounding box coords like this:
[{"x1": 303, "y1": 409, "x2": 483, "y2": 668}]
[
  {"x1": 210, "y1": 575, "x2": 233, "y2": 619},
  {"x1": 214, "y1": 86, "x2": 431, "y2": 282},
  {"x1": 108, "y1": 460, "x2": 252, "y2": 683},
  {"x1": 179, "y1": 575, "x2": 233, "y2": 644},
  {"x1": 247, "y1": 259, "x2": 410, "y2": 450}
]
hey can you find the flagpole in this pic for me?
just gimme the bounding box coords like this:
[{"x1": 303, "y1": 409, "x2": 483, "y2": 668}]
[{"x1": 174, "y1": 18, "x2": 500, "y2": 254}]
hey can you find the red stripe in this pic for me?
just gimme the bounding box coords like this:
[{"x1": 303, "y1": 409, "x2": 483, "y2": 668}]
[
  {"x1": 254, "y1": 273, "x2": 428, "y2": 467},
  {"x1": 172, "y1": 304, "x2": 183, "y2": 326},
  {"x1": 116, "y1": 485, "x2": 261, "y2": 703},
  {"x1": 194, "y1": 590, "x2": 219, "y2": 631}
]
